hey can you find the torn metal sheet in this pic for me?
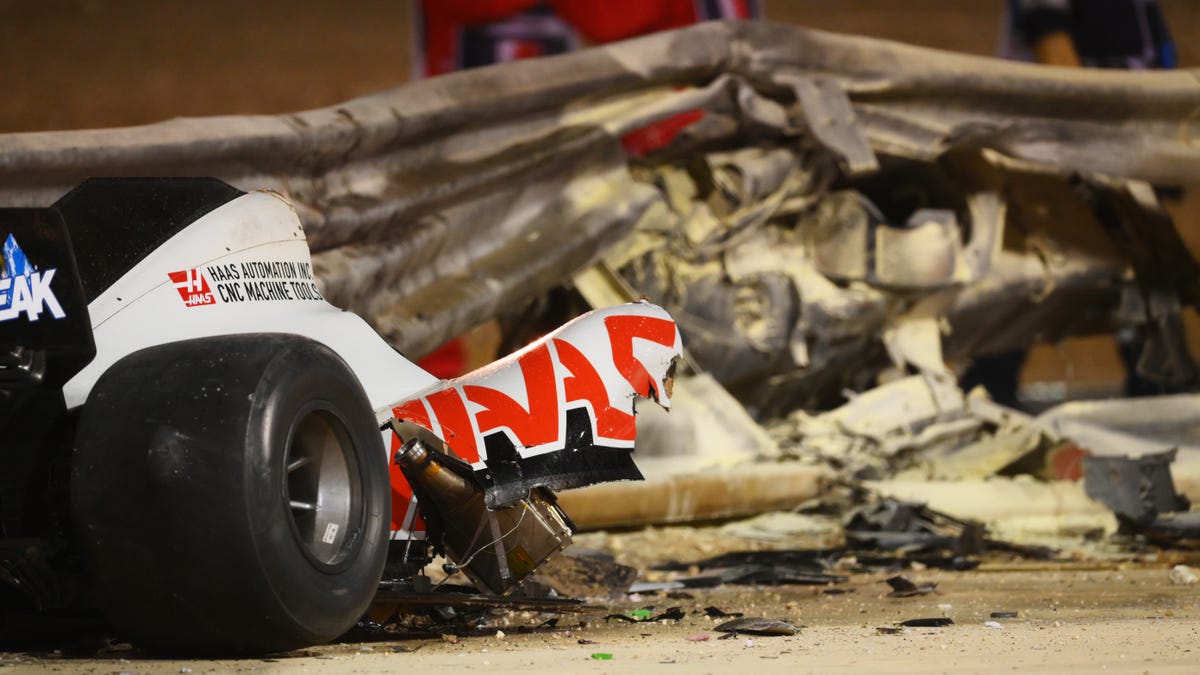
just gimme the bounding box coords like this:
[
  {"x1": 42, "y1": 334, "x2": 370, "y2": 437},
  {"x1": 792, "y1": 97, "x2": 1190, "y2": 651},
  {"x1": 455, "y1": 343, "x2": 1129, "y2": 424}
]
[
  {"x1": 806, "y1": 191, "x2": 874, "y2": 281},
  {"x1": 0, "y1": 21, "x2": 1194, "y2": 362},
  {"x1": 771, "y1": 374, "x2": 1053, "y2": 480},
  {"x1": 609, "y1": 140, "x2": 1185, "y2": 418},
  {"x1": 651, "y1": 550, "x2": 848, "y2": 589},
  {"x1": 874, "y1": 211, "x2": 963, "y2": 290},
  {"x1": 869, "y1": 479, "x2": 1118, "y2": 543},
  {"x1": 1037, "y1": 394, "x2": 1200, "y2": 502},
  {"x1": 844, "y1": 494, "x2": 987, "y2": 558},
  {"x1": 370, "y1": 582, "x2": 591, "y2": 615},
  {"x1": 1082, "y1": 450, "x2": 1190, "y2": 530}
]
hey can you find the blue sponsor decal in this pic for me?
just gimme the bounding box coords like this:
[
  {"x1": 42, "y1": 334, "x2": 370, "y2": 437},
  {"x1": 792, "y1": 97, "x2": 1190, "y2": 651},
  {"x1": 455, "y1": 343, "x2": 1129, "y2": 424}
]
[{"x1": 0, "y1": 234, "x2": 66, "y2": 322}]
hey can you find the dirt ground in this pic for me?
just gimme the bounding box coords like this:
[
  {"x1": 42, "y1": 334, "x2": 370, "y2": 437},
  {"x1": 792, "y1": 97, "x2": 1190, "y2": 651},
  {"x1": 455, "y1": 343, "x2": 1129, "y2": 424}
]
[
  {"x1": 5, "y1": 529, "x2": 1200, "y2": 673},
  {"x1": 15, "y1": 620, "x2": 1197, "y2": 675}
]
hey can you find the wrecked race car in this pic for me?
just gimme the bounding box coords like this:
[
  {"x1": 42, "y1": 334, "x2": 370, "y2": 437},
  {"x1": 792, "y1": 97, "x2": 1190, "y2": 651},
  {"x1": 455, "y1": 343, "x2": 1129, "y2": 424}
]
[
  {"x1": 2, "y1": 16, "x2": 1199, "y2": 651},
  {"x1": 0, "y1": 177, "x2": 681, "y2": 653}
]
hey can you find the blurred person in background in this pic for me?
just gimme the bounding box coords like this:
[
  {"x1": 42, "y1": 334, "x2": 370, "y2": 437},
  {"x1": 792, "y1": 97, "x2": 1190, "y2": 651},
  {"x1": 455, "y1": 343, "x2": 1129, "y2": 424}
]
[
  {"x1": 964, "y1": 0, "x2": 1179, "y2": 406},
  {"x1": 1000, "y1": 0, "x2": 1176, "y2": 69},
  {"x1": 413, "y1": 0, "x2": 760, "y2": 77}
]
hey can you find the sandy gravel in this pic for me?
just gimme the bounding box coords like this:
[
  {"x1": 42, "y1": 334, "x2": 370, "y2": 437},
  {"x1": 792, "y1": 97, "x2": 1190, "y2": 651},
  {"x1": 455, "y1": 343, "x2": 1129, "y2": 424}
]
[{"x1": 5, "y1": 562, "x2": 1198, "y2": 674}]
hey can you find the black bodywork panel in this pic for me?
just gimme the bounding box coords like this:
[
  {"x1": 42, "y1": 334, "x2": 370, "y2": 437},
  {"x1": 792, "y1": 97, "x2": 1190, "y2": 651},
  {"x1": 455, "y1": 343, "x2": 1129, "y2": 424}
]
[
  {"x1": 1, "y1": 178, "x2": 244, "y2": 615},
  {"x1": 53, "y1": 177, "x2": 244, "y2": 304}
]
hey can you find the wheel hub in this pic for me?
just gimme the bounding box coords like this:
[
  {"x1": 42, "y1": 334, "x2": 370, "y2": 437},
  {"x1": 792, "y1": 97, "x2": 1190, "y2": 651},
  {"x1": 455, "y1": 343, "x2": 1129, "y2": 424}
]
[{"x1": 284, "y1": 410, "x2": 362, "y2": 567}]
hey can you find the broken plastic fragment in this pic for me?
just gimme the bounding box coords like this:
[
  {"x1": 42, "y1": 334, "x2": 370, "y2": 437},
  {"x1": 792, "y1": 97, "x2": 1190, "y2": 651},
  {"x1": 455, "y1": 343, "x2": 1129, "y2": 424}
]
[
  {"x1": 713, "y1": 617, "x2": 799, "y2": 636},
  {"x1": 885, "y1": 575, "x2": 938, "y2": 598},
  {"x1": 898, "y1": 618, "x2": 953, "y2": 627},
  {"x1": 1082, "y1": 450, "x2": 1190, "y2": 530},
  {"x1": 1168, "y1": 564, "x2": 1198, "y2": 586}
]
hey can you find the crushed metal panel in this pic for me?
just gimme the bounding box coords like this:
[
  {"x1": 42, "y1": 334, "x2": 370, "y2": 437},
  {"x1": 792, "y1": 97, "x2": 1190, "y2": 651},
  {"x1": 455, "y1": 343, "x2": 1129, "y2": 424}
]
[
  {"x1": 782, "y1": 74, "x2": 878, "y2": 175},
  {"x1": 1082, "y1": 450, "x2": 1190, "y2": 529},
  {"x1": 804, "y1": 191, "x2": 874, "y2": 281},
  {"x1": 1037, "y1": 394, "x2": 1200, "y2": 503},
  {"x1": 0, "y1": 21, "x2": 1194, "y2": 362},
  {"x1": 874, "y1": 210, "x2": 962, "y2": 290},
  {"x1": 774, "y1": 373, "x2": 976, "y2": 479},
  {"x1": 868, "y1": 479, "x2": 1118, "y2": 542},
  {"x1": 1037, "y1": 394, "x2": 1200, "y2": 450},
  {"x1": 960, "y1": 190, "x2": 1006, "y2": 282},
  {"x1": 881, "y1": 317, "x2": 949, "y2": 376}
]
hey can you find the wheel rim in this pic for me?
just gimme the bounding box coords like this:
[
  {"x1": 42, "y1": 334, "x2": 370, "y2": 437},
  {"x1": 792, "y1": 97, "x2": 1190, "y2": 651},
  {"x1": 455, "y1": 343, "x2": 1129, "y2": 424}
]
[{"x1": 284, "y1": 409, "x2": 362, "y2": 567}]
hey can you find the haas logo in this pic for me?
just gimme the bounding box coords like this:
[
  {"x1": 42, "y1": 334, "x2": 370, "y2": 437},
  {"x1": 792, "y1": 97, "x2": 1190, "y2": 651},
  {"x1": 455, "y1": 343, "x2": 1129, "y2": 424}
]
[
  {"x1": 392, "y1": 309, "x2": 680, "y2": 463},
  {"x1": 168, "y1": 268, "x2": 216, "y2": 307},
  {"x1": 386, "y1": 304, "x2": 682, "y2": 537}
]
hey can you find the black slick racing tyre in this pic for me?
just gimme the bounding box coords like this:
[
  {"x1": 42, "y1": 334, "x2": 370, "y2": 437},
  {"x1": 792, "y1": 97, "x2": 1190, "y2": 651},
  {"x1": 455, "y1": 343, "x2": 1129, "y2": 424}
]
[{"x1": 71, "y1": 334, "x2": 388, "y2": 654}]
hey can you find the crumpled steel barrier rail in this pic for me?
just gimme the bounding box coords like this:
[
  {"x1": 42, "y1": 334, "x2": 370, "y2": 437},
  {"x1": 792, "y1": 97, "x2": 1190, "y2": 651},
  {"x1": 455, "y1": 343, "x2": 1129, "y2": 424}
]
[{"x1": 0, "y1": 20, "x2": 1196, "y2": 356}]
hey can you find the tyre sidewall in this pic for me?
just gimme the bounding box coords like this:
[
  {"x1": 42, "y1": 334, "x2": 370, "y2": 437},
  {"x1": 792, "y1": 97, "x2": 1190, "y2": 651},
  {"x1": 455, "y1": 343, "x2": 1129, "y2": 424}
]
[
  {"x1": 73, "y1": 334, "x2": 388, "y2": 654},
  {"x1": 242, "y1": 338, "x2": 388, "y2": 643}
]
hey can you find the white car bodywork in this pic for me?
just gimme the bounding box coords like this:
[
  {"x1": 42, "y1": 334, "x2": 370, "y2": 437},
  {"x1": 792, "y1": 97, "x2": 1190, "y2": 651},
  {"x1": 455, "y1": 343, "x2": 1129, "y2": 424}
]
[
  {"x1": 52, "y1": 186, "x2": 682, "y2": 543},
  {"x1": 62, "y1": 190, "x2": 438, "y2": 415}
]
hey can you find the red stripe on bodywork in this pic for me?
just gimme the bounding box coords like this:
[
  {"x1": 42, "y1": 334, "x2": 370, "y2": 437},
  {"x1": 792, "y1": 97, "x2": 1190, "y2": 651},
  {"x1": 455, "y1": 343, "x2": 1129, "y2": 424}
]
[
  {"x1": 554, "y1": 337, "x2": 636, "y2": 441},
  {"x1": 424, "y1": 388, "x2": 481, "y2": 462},
  {"x1": 463, "y1": 344, "x2": 559, "y2": 450},
  {"x1": 604, "y1": 314, "x2": 678, "y2": 401}
]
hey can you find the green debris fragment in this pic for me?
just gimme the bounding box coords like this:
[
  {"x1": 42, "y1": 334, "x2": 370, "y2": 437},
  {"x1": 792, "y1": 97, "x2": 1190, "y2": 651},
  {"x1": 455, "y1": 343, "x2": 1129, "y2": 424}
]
[{"x1": 591, "y1": 652, "x2": 614, "y2": 660}]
